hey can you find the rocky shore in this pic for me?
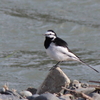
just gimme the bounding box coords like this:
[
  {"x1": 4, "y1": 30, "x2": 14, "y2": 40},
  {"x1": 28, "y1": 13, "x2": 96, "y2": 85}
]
[{"x1": 0, "y1": 67, "x2": 100, "y2": 100}]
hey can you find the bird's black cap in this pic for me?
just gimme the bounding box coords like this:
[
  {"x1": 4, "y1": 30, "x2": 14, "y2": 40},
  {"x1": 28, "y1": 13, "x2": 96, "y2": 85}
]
[{"x1": 47, "y1": 30, "x2": 57, "y2": 36}]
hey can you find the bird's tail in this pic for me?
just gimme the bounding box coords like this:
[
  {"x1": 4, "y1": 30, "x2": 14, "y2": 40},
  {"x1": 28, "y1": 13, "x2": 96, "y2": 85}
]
[
  {"x1": 78, "y1": 59, "x2": 99, "y2": 73},
  {"x1": 66, "y1": 51, "x2": 99, "y2": 73}
]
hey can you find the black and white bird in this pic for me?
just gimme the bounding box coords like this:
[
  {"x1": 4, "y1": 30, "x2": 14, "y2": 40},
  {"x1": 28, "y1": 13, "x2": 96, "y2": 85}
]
[{"x1": 44, "y1": 30, "x2": 99, "y2": 73}]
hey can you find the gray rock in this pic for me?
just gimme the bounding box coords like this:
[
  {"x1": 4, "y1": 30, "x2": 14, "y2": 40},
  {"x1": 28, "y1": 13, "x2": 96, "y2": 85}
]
[
  {"x1": 81, "y1": 83, "x2": 89, "y2": 88},
  {"x1": 75, "y1": 87, "x2": 95, "y2": 95},
  {"x1": 89, "y1": 93, "x2": 100, "y2": 100},
  {"x1": 32, "y1": 94, "x2": 40, "y2": 98},
  {"x1": 20, "y1": 90, "x2": 32, "y2": 97},
  {"x1": 27, "y1": 87, "x2": 37, "y2": 94},
  {"x1": 0, "y1": 94, "x2": 26, "y2": 100},
  {"x1": 34, "y1": 93, "x2": 60, "y2": 100},
  {"x1": 27, "y1": 94, "x2": 40, "y2": 100},
  {"x1": 70, "y1": 80, "x2": 81, "y2": 89},
  {"x1": 59, "y1": 94, "x2": 73, "y2": 100},
  {"x1": 0, "y1": 88, "x2": 5, "y2": 93},
  {"x1": 36, "y1": 67, "x2": 70, "y2": 94}
]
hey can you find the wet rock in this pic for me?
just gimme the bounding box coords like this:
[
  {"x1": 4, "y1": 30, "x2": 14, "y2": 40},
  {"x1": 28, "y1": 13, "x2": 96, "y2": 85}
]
[
  {"x1": 37, "y1": 67, "x2": 70, "y2": 94},
  {"x1": 34, "y1": 92, "x2": 60, "y2": 100}
]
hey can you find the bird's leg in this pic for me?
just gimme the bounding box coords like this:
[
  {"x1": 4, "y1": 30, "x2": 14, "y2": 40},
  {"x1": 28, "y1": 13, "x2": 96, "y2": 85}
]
[
  {"x1": 53, "y1": 61, "x2": 61, "y2": 68},
  {"x1": 50, "y1": 61, "x2": 61, "y2": 70}
]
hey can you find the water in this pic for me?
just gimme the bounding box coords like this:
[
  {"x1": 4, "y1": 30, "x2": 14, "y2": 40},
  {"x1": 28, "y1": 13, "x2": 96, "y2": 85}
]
[{"x1": 0, "y1": 0, "x2": 100, "y2": 90}]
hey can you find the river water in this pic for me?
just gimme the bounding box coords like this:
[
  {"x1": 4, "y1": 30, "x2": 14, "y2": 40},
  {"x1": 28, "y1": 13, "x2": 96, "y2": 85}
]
[{"x1": 0, "y1": 0, "x2": 100, "y2": 90}]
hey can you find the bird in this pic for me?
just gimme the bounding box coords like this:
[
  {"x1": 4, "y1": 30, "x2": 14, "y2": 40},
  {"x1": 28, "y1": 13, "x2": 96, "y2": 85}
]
[{"x1": 44, "y1": 30, "x2": 99, "y2": 73}]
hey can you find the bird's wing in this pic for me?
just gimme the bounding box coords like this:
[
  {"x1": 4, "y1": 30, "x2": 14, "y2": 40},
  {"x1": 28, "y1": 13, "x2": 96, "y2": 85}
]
[
  {"x1": 60, "y1": 47, "x2": 99, "y2": 73},
  {"x1": 53, "y1": 37, "x2": 68, "y2": 47},
  {"x1": 52, "y1": 37, "x2": 79, "y2": 60}
]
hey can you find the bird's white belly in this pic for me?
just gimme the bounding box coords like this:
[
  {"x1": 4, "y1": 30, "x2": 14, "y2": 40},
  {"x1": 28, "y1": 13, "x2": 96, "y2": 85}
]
[{"x1": 46, "y1": 43, "x2": 70, "y2": 61}]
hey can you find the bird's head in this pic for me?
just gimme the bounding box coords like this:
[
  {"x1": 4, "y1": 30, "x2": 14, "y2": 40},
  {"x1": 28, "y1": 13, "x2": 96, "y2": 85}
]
[{"x1": 45, "y1": 30, "x2": 57, "y2": 40}]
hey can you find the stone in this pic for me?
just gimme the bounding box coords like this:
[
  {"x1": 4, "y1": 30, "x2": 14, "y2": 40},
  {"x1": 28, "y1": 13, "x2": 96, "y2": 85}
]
[
  {"x1": 89, "y1": 93, "x2": 100, "y2": 100},
  {"x1": 20, "y1": 90, "x2": 32, "y2": 97},
  {"x1": 27, "y1": 94, "x2": 40, "y2": 100},
  {"x1": 34, "y1": 92, "x2": 60, "y2": 100},
  {"x1": 70, "y1": 80, "x2": 81, "y2": 89},
  {"x1": 0, "y1": 94, "x2": 26, "y2": 100},
  {"x1": 75, "y1": 87, "x2": 95, "y2": 95},
  {"x1": 59, "y1": 94, "x2": 73, "y2": 100},
  {"x1": 27, "y1": 87, "x2": 37, "y2": 94},
  {"x1": 36, "y1": 67, "x2": 70, "y2": 94},
  {"x1": 81, "y1": 83, "x2": 89, "y2": 88}
]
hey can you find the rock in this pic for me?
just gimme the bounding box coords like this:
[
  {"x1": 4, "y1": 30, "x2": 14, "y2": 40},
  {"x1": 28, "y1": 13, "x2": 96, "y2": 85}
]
[
  {"x1": 20, "y1": 90, "x2": 32, "y2": 97},
  {"x1": 27, "y1": 87, "x2": 37, "y2": 94},
  {"x1": 64, "y1": 80, "x2": 81, "y2": 94},
  {"x1": 36, "y1": 67, "x2": 70, "y2": 94},
  {"x1": 27, "y1": 94, "x2": 40, "y2": 100},
  {"x1": 75, "y1": 87, "x2": 95, "y2": 95},
  {"x1": 0, "y1": 88, "x2": 5, "y2": 93},
  {"x1": 81, "y1": 83, "x2": 89, "y2": 88},
  {"x1": 59, "y1": 94, "x2": 73, "y2": 100},
  {"x1": 0, "y1": 94, "x2": 26, "y2": 100},
  {"x1": 34, "y1": 92, "x2": 60, "y2": 100},
  {"x1": 70, "y1": 80, "x2": 81, "y2": 89},
  {"x1": 89, "y1": 93, "x2": 100, "y2": 100},
  {"x1": 66, "y1": 80, "x2": 96, "y2": 95}
]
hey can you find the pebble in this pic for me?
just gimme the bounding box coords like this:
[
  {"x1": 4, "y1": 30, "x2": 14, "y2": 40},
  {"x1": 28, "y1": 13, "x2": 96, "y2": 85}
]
[
  {"x1": 27, "y1": 94, "x2": 40, "y2": 100},
  {"x1": 0, "y1": 94, "x2": 26, "y2": 100},
  {"x1": 89, "y1": 93, "x2": 100, "y2": 100},
  {"x1": 27, "y1": 87, "x2": 37, "y2": 94},
  {"x1": 70, "y1": 80, "x2": 81, "y2": 89},
  {"x1": 59, "y1": 94, "x2": 73, "y2": 100},
  {"x1": 0, "y1": 88, "x2": 5, "y2": 94},
  {"x1": 81, "y1": 83, "x2": 89, "y2": 88},
  {"x1": 34, "y1": 93, "x2": 60, "y2": 100},
  {"x1": 76, "y1": 87, "x2": 96, "y2": 95},
  {"x1": 20, "y1": 90, "x2": 32, "y2": 97}
]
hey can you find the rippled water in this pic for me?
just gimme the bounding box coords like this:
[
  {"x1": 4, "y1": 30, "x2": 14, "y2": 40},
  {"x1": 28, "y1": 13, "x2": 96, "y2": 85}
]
[{"x1": 0, "y1": 0, "x2": 100, "y2": 90}]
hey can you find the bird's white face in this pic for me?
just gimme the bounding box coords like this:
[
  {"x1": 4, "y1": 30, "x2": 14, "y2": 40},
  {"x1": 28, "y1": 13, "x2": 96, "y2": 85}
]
[{"x1": 45, "y1": 31, "x2": 56, "y2": 39}]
